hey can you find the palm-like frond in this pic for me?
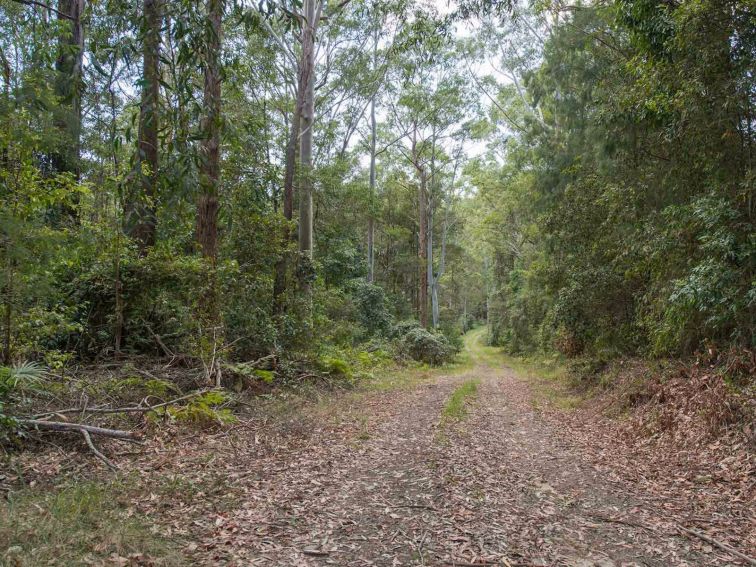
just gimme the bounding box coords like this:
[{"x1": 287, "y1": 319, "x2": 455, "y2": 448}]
[{"x1": 0, "y1": 361, "x2": 48, "y2": 390}]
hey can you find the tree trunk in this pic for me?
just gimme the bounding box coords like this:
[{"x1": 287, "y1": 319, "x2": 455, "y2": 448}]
[
  {"x1": 428, "y1": 134, "x2": 437, "y2": 328},
  {"x1": 298, "y1": 0, "x2": 316, "y2": 292},
  {"x1": 366, "y1": 25, "x2": 378, "y2": 284},
  {"x1": 1, "y1": 59, "x2": 11, "y2": 364},
  {"x1": 428, "y1": 203, "x2": 437, "y2": 329},
  {"x1": 430, "y1": 144, "x2": 459, "y2": 329},
  {"x1": 130, "y1": 0, "x2": 161, "y2": 251},
  {"x1": 418, "y1": 168, "x2": 428, "y2": 328},
  {"x1": 53, "y1": 0, "x2": 84, "y2": 178},
  {"x1": 412, "y1": 123, "x2": 428, "y2": 328},
  {"x1": 273, "y1": 65, "x2": 304, "y2": 311},
  {"x1": 431, "y1": 209, "x2": 448, "y2": 330},
  {"x1": 196, "y1": 0, "x2": 223, "y2": 386},
  {"x1": 196, "y1": 0, "x2": 222, "y2": 262}
]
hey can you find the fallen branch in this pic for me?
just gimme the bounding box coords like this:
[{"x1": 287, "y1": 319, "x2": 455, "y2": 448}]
[
  {"x1": 677, "y1": 525, "x2": 756, "y2": 566},
  {"x1": 302, "y1": 549, "x2": 329, "y2": 557},
  {"x1": 80, "y1": 429, "x2": 118, "y2": 471},
  {"x1": 31, "y1": 389, "x2": 212, "y2": 418},
  {"x1": 143, "y1": 322, "x2": 174, "y2": 358},
  {"x1": 17, "y1": 419, "x2": 140, "y2": 440},
  {"x1": 249, "y1": 353, "x2": 276, "y2": 368}
]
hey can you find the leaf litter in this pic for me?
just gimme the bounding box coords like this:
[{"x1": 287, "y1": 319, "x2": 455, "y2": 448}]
[{"x1": 3, "y1": 350, "x2": 754, "y2": 566}]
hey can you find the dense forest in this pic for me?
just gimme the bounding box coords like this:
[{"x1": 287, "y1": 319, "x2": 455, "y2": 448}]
[
  {"x1": 0, "y1": 0, "x2": 754, "y2": 564},
  {"x1": 1, "y1": 0, "x2": 753, "y2": 378}
]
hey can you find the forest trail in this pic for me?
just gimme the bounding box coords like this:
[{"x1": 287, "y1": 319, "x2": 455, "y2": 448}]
[{"x1": 187, "y1": 329, "x2": 738, "y2": 567}]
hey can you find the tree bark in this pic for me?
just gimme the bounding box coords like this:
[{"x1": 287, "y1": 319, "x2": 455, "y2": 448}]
[
  {"x1": 53, "y1": 0, "x2": 84, "y2": 178},
  {"x1": 297, "y1": 0, "x2": 316, "y2": 293},
  {"x1": 130, "y1": 0, "x2": 161, "y2": 251},
  {"x1": 428, "y1": 133, "x2": 436, "y2": 328},
  {"x1": 196, "y1": 0, "x2": 223, "y2": 380},
  {"x1": 273, "y1": 62, "x2": 305, "y2": 311},
  {"x1": 1, "y1": 259, "x2": 12, "y2": 365},
  {"x1": 418, "y1": 170, "x2": 428, "y2": 328},
  {"x1": 196, "y1": 0, "x2": 222, "y2": 262},
  {"x1": 412, "y1": 125, "x2": 428, "y2": 328},
  {"x1": 366, "y1": 24, "x2": 378, "y2": 284}
]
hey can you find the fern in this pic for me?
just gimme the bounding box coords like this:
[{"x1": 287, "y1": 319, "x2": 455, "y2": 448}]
[
  {"x1": 0, "y1": 361, "x2": 48, "y2": 396},
  {"x1": 0, "y1": 362, "x2": 46, "y2": 440}
]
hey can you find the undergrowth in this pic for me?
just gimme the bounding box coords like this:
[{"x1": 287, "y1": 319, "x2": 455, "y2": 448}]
[
  {"x1": 0, "y1": 481, "x2": 180, "y2": 566},
  {"x1": 501, "y1": 355, "x2": 581, "y2": 411}
]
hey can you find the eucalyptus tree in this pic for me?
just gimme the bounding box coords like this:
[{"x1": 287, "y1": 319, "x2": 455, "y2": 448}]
[
  {"x1": 428, "y1": 139, "x2": 465, "y2": 328},
  {"x1": 386, "y1": 33, "x2": 472, "y2": 327},
  {"x1": 196, "y1": 0, "x2": 223, "y2": 265},
  {"x1": 129, "y1": 0, "x2": 161, "y2": 250},
  {"x1": 262, "y1": 0, "x2": 387, "y2": 305},
  {"x1": 366, "y1": 18, "x2": 378, "y2": 283}
]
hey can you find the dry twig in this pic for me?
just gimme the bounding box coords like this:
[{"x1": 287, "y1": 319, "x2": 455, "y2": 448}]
[
  {"x1": 677, "y1": 525, "x2": 756, "y2": 566},
  {"x1": 31, "y1": 389, "x2": 212, "y2": 418},
  {"x1": 80, "y1": 429, "x2": 118, "y2": 471},
  {"x1": 17, "y1": 419, "x2": 139, "y2": 440}
]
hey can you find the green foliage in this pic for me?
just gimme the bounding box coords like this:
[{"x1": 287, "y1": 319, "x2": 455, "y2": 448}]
[
  {"x1": 0, "y1": 361, "x2": 47, "y2": 395},
  {"x1": 471, "y1": 0, "x2": 755, "y2": 361},
  {"x1": 399, "y1": 327, "x2": 457, "y2": 366},
  {"x1": 319, "y1": 356, "x2": 354, "y2": 380},
  {"x1": 2, "y1": 0, "x2": 750, "y2": 419},
  {"x1": 0, "y1": 362, "x2": 47, "y2": 440},
  {"x1": 152, "y1": 391, "x2": 236, "y2": 427},
  {"x1": 225, "y1": 362, "x2": 276, "y2": 384},
  {"x1": 107, "y1": 375, "x2": 180, "y2": 399},
  {"x1": 253, "y1": 369, "x2": 275, "y2": 383},
  {"x1": 390, "y1": 320, "x2": 423, "y2": 339},
  {"x1": 346, "y1": 279, "x2": 392, "y2": 339}
]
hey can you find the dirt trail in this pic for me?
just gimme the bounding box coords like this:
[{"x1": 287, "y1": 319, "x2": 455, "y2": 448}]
[{"x1": 190, "y1": 330, "x2": 747, "y2": 566}]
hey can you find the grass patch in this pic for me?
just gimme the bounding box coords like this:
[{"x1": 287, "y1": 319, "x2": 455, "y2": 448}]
[
  {"x1": 501, "y1": 354, "x2": 582, "y2": 410},
  {"x1": 462, "y1": 327, "x2": 581, "y2": 411},
  {"x1": 441, "y1": 379, "x2": 480, "y2": 423},
  {"x1": 0, "y1": 481, "x2": 181, "y2": 566}
]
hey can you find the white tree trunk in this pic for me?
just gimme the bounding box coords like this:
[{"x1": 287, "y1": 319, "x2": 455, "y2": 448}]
[
  {"x1": 298, "y1": 0, "x2": 317, "y2": 287},
  {"x1": 366, "y1": 25, "x2": 378, "y2": 283}
]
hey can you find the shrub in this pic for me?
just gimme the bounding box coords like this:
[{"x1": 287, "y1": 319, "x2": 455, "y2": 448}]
[
  {"x1": 0, "y1": 362, "x2": 48, "y2": 441},
  {"x1": 347, "y1": 280, "x2": 392, "y2": 338},
  {"x1": 390, "y1": 320, "x2": 422, "y2": 339},
  {"x1": 400, "y1": 327, "x2": 456, "y2": 366}
]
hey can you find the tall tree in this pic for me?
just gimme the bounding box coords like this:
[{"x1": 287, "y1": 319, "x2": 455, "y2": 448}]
[
  {"x1": 297, "y1": 0, "x2": 317, "y2": 293},
  {"x1": 272, "y1": 24, "x2": 304, "y2": 312},
  {"x1": 129, "y1": 0, "x2": 161, "y2": 250},
  {"x1": 411, "y1": 122, "x2": 429, "y2": 327},
  {"x1": 196, "y1": 0, "x2": 224, "y2": 387},
  {"x1": 197, "y1": 0, "x2": 223, "y2": 261},
  {"x1": 366, "y1": 23, "x2": 378, "y2": 283}
]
